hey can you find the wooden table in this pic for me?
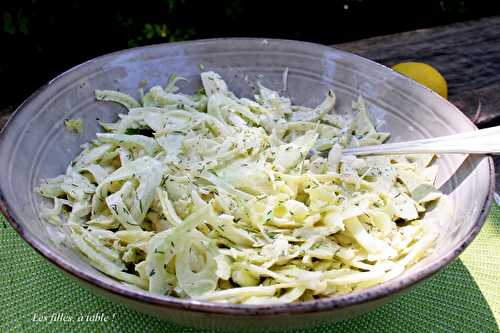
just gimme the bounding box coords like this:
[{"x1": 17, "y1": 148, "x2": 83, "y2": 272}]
[{"x1": 1, "y1": 16, "x2": 499, "y2": 187}]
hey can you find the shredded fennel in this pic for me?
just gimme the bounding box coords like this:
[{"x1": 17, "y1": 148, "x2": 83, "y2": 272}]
[
  {"x1": 64, "y1": 118, "x2": 84, "y2": 134},
  {"x1": 36, "y1": 71, "x2": 444, "y2": 304}
]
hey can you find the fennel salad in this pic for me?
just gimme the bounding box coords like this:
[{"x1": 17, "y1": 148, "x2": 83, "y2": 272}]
[{"x1": 37, "y1": 71, "x2": 443, "y2": 304}]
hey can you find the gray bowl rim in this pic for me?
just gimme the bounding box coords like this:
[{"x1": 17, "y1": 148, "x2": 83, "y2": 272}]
[{"x1": 0, "y1": 38, "x2": 494, "y2": 316}]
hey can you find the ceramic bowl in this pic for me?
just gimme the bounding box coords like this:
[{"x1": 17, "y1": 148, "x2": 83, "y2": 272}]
[{"x1": 0, "y1": 39, "x2": 493, "y2": 332}]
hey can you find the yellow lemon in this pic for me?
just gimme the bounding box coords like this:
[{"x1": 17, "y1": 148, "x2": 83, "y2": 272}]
[{"x1": 391, "y1": 62, "x2": 448, "y2": 99}]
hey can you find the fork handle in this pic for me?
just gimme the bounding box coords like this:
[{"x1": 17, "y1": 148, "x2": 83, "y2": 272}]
[{"x1": 343, "y1": 125, "x2": 500, "y2": 156}]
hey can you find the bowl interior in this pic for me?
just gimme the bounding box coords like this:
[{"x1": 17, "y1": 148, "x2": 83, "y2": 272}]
[{"x1": 0, "y1": 39, "x2": 492, "y2": 312}]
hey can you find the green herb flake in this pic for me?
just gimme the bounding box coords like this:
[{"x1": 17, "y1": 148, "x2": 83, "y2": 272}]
[
  {"x1": 64, "y1": 118, "x2": 84, "y2": 134},
  {"x1": 124, "y1": 127, "x2": 154, "y2": 137}
]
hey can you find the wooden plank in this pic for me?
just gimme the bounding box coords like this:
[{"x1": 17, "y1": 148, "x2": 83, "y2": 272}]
[{"x1": 333, "y1": 16, "x2": 500, "y2": 127}]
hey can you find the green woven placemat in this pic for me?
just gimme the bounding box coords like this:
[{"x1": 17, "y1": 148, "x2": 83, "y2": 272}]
[{"x1": 1, "y1": 205, "x2": 499, "y2": 333}]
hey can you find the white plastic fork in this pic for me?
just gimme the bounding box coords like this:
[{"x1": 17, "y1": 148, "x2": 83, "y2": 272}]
[{"x1": 342, "y1": 125, "x2": 500, "y2": 156}]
